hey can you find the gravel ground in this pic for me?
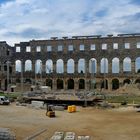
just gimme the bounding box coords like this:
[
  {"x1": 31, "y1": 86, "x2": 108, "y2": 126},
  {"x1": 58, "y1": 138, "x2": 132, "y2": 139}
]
[{"x1": 0, "y1": 103, "x2": 140, "y2": 140}]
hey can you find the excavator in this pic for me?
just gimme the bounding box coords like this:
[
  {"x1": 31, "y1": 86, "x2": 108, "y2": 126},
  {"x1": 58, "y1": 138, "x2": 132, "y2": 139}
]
[{"x1": 46, "y1": 104, "x2": 55, "y2": 117}]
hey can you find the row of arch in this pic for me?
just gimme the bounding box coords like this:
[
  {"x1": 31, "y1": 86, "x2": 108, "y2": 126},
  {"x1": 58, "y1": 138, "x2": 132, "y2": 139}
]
[
  {"x1": 15, "y1": 57, "x2": 140, "y2": 74},
  {"x1": 44, "y1": 78, "x2": 140, "y2": 90}
]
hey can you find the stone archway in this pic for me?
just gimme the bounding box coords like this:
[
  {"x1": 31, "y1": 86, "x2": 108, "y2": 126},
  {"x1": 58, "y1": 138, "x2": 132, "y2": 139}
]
[
  {"x1": 67, "y1": 79, "x2": 74, "y2": 89},
  {"x1": 79, "y1": 79, "x2": 85, "y2": 89},
  {"x1": 57, "y1": 79, "x2": 64, "y2": 89},
  {"x1": 112, "y1": 79, "x2": 119, "y2": 90}
]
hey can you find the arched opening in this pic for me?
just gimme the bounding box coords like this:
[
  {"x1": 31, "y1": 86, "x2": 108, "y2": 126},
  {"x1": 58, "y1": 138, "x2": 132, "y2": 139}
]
[
  {"x1": 89, "y1": 80, "x2": 96, "y2": 90},
  {"x1": 25, "y1": 60, "x2": 32, "y2": 71},
  {"x1": 79, "y1": 79, "x2": 85, "y2": 89},
  {"x1": 135, "y1": 57, "x2": 140, "y2": 73},
  {"x1": 56, "y1": 59, "x2": 64, "y2": 73},
  {"x1": 15, "y1": 60, "x2": 21, "y2": 72},
  {"x1": 4, "y1": 79, "x2": 11, "y2": 91},
  {"x1": 101, "y1": 79, "x2": 108, "y2": 89},
  {"x1": 67, "y1": 59, "x2": 75, "y2": 73},
  {"x1": 89, "y1": 58, "x2": 97, "y2": 73},
  {"x1": 46, "y1": 79, "x2": 53, "y2": 89},
  {"x1": 112, "y1": 79, "x2": 119, "y2": 90},
  {"x1": 35, "y1": 59, "x2": 42, "y2": 74},
  {"x1": 46, "y1": 59, "x2": 53, "y2": 73},
  {"x1": 57, "y1": 79, "x2": 64, "y2": 89},
  {"x1": 100, "y1": 58, "x2": 108, "y2": 73},
  {"x1": 112, "y1": 58, "x2": 119, "y2": 73},
  {"x1": 78, "y1": 59, "x2": 85, "y2": 73},
  {"x1": 24, "y1": 78, "x2": 32, "y2": 84},
  {"x1": 135, "y1": 79, "x2": 140, "y2": 84},
  {"x1": 123, "y1": 57, "x2": 131, "y2": 72},
  {"x1": 16, "y1": 78, "x2": 20, "y2": 83},
  {"x1": 67, "y1": 79, "x2": 74, "y2": 89},
  {"x1": 123, "y1": 79, "x2": 131, "y2": 85}
]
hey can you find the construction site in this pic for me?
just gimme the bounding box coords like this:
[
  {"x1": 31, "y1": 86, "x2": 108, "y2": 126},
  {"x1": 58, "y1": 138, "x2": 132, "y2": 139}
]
[{"x1": 1, "y1": 33, "x2": 140, "y2": 139}]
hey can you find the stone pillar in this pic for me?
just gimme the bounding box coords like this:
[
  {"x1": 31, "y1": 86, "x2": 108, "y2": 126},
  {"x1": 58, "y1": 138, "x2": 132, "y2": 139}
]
[
  {"x1": 108, "y1": 79, "x2": 112, "y2": 91},
  {"x1": 131, "y1": 60, "x2": 135, "y2": 74},
  {"x1": 85, "y1": 60, "x2": 89, "y2": 90},
  {"x1": 74, "y1": 79, "x2": 79, "y2": 90},
  {"x1": 75, "y1": 61, "x2": 78, "y2": 73},
  {"x1": 64, "y1": 79, "x2": 67, "y2": 90},
  {"x1": 97, "y1": 62, "x2": 100, "y2": 74},
  {"x1": 53, "y1": 78, "x2": 57, "y2": 90},
  {"x1": 32, "y1": 61, "x2": 35, "y2": 73},
  {"x1": 120, "y1": 60, "x2": 123, "y2": 74},
  {"x1": 42, "y1": 63, "x2": 46, "y2": 73},
  {"x1": 108, "y1": 62, "x2": 112, "y2": 74},
  {"x1": 53, "y1": 62, "x2": 56, "y2": 73},
  {"x1": 64, "y1": 61, "x2": 67, "y2": 73}
]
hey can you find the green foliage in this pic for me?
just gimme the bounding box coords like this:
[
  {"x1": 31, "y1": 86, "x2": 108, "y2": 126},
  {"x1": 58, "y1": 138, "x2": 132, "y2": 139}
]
[{"x1": 106, "y1": 95, "x2": 140, "y2": 104}]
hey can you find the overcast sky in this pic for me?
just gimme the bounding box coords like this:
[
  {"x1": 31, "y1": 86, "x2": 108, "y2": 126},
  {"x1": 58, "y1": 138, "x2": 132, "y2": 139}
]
[{"x1": 0, "y1": 0, "x2": 140, "y2": 46}]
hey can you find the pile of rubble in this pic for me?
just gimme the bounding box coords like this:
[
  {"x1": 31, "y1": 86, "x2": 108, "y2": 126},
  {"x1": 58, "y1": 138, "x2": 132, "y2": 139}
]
[
  {"x1": 50, "y1": 131, "x2": 90, "y2": 140},
  {"x1": 0, "y1": 128, "x2": 16, "y2": 140}
]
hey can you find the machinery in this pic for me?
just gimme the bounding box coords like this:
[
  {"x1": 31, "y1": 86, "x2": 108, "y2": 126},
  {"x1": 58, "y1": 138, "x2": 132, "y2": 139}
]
[{"x1": 46, "y1": 104, "x2": 55, "y2": 117}]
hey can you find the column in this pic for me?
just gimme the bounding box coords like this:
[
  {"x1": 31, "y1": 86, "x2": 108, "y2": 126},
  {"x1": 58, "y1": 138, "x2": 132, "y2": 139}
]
[
  {"x1": 120, "y1": 60, "x2": 123, "y2": 74},
  {"x1": 131, "y1": 60, "x2": 135, "y2": 74},
  {"x1": 75, "y1": 61, "x2": 78, "y2": 74},
  {"x1": 108, "y1": 62, "x2": 112, "y2": 74},
  {"x1": 85, "y1": 60, "x2": 88, "y2": 90},
  {"x1": 64, "y1": 61, "x2": 67, "y2": 73},
  {"x1": 53, "y1": 61, "x2": 56, "y2": 74},
  {"x1": 53, "y1": 78, "x2": 57, "y2": 90},
  {"x1": 42, "y1": 62, "x2": 46, "y2": 73},
  {"x1": 97, "y1": 62, "x2": 100, "y2": 74}
]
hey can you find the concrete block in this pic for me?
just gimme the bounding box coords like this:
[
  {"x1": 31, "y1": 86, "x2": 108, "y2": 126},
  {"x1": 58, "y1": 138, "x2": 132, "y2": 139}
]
[
  {"x1": 31, "y1": 101, "x2": 44, "y2": 108},
  {"x1": 78, "y1": 136, "x2": 90, "y2": 140}
]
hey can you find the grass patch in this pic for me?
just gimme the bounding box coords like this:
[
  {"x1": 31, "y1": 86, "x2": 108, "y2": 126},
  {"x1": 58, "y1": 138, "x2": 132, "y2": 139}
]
[
  {"x1": 0, "y1": 92, "x2": 21, "y2": 99},
  {"x1": 106, "y1": 95, "x2": 140, "y2": 104}
]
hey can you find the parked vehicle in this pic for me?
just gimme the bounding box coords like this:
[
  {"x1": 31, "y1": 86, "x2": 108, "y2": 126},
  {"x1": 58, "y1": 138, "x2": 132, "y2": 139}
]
[{"x1": 0, "y1": 96, "x2": 10, "y2": 105}]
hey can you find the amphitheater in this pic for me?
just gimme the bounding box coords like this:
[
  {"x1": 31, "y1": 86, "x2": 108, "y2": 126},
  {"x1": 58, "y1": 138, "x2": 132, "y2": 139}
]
[{"x1": 0, "y1": 33, "x2": 140, "y2": 93}]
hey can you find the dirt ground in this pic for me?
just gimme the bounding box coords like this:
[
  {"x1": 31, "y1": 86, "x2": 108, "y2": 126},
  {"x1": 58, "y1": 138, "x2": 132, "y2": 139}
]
[{"x1": 0, "y1": 103, "x2": 140, "y2": 140}]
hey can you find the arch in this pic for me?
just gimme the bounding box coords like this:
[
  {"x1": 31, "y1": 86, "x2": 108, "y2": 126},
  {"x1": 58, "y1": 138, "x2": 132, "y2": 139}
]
[
  {"x1": 46, "y1": 59, "x2": 53, "y2": 73},
  {"x1": 112, "y1": 58, "x2": 119, "y2": 73},
  {"x1": 100, "y1": 58, "x2": 108, "y2": 73},
  {"x1": 78, "y1": 59, "x2": 85, "y2": 73},
  {"x1": 123, "y1": 79, "x2": 131, "y2": 85},
  {"x1": 89, "y1": 58, "x2": 97, "y2": 73},
  {"x1": 123, "y1": 57, "x2": 131, "y2": 72},
  {"x1": 101, "y1": 79, "x2": 108, "y2": 89},
  {"x1": 135, "y1": 57, "x2": 140, "y2": 73},
  {"x1": 16, "y1": 78, "x2": 20, "y2": 83},
  {"x1": 79, "y1": 79, "x2": 85, "y2": 89},
  {"x1": 24, "y1": 78, "x2": 32, "y2": 84},
  {"x1": 15, "y1": 60, "x2": 21, "y2": 72},
  {"x1": 25, "y1": 60, "x2": 32, "y2": 71},
  {"x1": 135, "y1": 79, "x2": 140, "y2": 84},
  {"x1": 56, "y1": 59, "x2": 64, "y2": 73},
  {"x1": 57, "y1": 79, "x2": 64, "y2": 89},
  {"x1": 67, "y1": 59, "x2": 75, "y2": 73},
  {"x1": 46, "y1": 79, "x2": 53, "y2": 89},
  {"x1": 35, "y1": 59, "x2": 42, "y2": 74},
  {"x1": 112, "y1": 79, "x2": 119, "y2": 90},
  {"x1": 67, "y1": 79, "x2": 74, "y2": 89}
]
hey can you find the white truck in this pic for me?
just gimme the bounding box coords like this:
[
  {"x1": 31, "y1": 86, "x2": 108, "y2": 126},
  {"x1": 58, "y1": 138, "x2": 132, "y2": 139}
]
[{"x1": 0, "y1": 96, "x2": 10, "y2": 105}]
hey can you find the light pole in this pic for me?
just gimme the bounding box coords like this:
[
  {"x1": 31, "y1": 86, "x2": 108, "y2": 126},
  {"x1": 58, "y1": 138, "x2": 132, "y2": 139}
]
[
  {"x1": 6, "y1": 61, "x2": 10, "y2": 93},
  {"x1": 91, "y1": 59, "x2": 95, "y2": 93},
  {"x1": 104, "y1": 58, "x2": 106, "y2": 90},
  {"x1": 40, "y1": 61, "x2": 42, "y2": 86},
  {"x1": 21, "y1": 60, "x2": 23, "y2": 93}
]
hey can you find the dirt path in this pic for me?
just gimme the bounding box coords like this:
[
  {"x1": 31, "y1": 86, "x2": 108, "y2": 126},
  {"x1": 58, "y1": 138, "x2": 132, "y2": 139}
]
[{"x1": 0, "y1": 104, "x2": 140, "y2": 140}]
